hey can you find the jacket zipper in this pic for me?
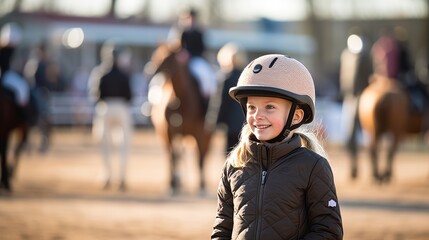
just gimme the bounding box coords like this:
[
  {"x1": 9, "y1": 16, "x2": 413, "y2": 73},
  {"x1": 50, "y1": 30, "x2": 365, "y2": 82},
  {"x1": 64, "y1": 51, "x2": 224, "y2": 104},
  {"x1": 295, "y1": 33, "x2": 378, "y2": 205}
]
[{"x1": 255, "y1": 170, "x2": 267, "y2": 240}]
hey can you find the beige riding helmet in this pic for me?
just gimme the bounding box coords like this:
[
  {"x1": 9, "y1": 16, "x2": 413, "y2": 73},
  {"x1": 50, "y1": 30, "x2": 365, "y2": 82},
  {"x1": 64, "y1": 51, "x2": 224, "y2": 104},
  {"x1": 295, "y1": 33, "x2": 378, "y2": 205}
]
[{"x1": 229, "y1": 54, "x2": 316, "y2": 124}]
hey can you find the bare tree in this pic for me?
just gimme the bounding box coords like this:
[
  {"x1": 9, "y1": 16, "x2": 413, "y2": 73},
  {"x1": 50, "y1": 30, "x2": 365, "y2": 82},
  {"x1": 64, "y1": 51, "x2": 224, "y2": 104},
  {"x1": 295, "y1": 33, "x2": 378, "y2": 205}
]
[
  {"x1": 207, "y1": 0, "x2": 222, "y2": 25},
  {"x1": 12, "y1": 0, "x2": 23, "y2": 12},
  {"x1": 305, "y1": 0, "x2": 324, "y2": 74},
  {"x1": 107, "y1": 0, "x2": 117, "y2": 18}
]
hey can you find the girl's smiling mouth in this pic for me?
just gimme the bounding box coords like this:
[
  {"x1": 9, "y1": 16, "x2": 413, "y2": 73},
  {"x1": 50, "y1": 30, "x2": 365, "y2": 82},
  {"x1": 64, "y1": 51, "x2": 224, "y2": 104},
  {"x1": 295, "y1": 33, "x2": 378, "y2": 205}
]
[{"x1": 254, "y1": 124, "x2": 271, "y2": 129}]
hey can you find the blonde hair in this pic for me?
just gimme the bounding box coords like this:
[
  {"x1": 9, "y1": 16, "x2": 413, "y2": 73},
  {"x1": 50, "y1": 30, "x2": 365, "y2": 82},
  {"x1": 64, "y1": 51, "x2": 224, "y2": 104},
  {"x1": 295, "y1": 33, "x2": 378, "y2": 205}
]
[
  {"x1": 228, "y1": 121, "x2": 327, "y2": 168},
  {"x1": 227, "y1": 124, "x2": 253, "y2": 168},
  {"x1": 296, "y1": 123, "x2": 327, "y2": 159}
]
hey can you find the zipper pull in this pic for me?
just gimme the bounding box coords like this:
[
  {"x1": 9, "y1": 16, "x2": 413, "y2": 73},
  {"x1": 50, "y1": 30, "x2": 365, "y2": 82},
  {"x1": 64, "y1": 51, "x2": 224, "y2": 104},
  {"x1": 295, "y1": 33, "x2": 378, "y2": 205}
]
[{"x1": 261, "y1": 171, "x2": 267, "y2": 185}]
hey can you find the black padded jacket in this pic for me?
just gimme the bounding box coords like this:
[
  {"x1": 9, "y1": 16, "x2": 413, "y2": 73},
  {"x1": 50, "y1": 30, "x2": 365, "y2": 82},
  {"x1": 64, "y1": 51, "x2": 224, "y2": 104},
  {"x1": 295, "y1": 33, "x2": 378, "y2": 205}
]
[{"x1": 211, "y1": 134, "x2": 343, "y2": 240}]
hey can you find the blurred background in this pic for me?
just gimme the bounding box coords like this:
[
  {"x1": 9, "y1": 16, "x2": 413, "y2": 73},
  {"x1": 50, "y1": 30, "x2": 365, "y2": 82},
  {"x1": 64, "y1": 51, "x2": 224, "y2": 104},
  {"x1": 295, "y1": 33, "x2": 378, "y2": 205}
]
[
  {"x1": 1, "y1": 1, "x2": 429, "y2": 240},
  {"x1": 1, "y1": 0, "x2": 427, "y2": 133}
]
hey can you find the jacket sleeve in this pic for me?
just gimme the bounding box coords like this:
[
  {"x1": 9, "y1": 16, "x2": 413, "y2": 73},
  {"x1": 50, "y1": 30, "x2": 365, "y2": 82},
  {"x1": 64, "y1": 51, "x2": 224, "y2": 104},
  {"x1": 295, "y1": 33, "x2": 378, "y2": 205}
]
[
  {"x1": 303, "y1": 157, "x2": 343, "y2": 240},
  {"x1": 211, "y1": 161, "x2": 234, "y2": 240}
]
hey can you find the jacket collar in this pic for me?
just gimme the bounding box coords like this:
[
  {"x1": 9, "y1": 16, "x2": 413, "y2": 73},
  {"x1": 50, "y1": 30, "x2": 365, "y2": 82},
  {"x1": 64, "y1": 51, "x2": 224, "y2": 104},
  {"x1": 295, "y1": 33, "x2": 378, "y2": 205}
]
[{"x1": 249, "y1": 134, "x2": 302, "y2": 170}]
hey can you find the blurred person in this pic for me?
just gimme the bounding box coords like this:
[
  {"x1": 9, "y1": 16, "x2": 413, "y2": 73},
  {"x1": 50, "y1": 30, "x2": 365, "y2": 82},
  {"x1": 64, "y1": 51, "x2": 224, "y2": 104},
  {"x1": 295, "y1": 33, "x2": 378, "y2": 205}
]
[
  {"x1": 371, "y1": 29, "x2": 400, "y2": 79},
  {"x1": 167, "y1": 7, "x2": 216, "y2": 112},
  {"x1": 415, "y1": 46, "x2": 429, "y2": 86},
  {"x1": 0, "y1": 23, "x2": 32, "y2": 116},
  {"x1": 339, "y1": 31, "x2": 372, "y2": 175},
  {"x1": 415, "y1": 47, "x2": 429, "y2": 135},
  {"x1": 394, "y1": 26, "x2": 429, "y2": 113},
  {"x1": 88, "y1": 41, "x2": 133, "y2": 191},
  {"x1": 23, "y1": 42, "x2": 64, "y2": 153},
  {"x1": 212, "y1": 54, "x2": 343, "y2": 239},
  {"x1": 216, "y1": 42, "x2": 247, "y2": 155},
  {"x1": 372, "y1": 27, "x2": 429, "y2": 113}
]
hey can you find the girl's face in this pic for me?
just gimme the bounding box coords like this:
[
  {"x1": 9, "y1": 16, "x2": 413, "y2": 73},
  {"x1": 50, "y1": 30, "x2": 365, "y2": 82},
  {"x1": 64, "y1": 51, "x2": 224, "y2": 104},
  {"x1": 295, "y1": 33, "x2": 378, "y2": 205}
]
[{"x1": 246, "y1": 96, "x2": 292, "y2": 142}]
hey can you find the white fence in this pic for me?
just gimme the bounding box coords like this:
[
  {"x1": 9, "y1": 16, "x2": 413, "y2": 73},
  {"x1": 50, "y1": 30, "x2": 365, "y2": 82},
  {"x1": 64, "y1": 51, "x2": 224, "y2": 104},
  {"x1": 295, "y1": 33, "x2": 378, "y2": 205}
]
[
  {"x1": 47, "y1": 93, "x2": 150, "y2": 126},
  {"x1": 46, "y1": 94, "x2": 352, "y2": 144}
]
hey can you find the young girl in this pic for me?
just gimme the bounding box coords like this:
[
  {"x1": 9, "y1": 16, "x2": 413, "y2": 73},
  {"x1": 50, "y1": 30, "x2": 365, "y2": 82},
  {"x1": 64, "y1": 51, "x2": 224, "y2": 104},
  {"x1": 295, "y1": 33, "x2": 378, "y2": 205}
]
[{"x1": 211, "y1": 54, "x2": 343, "y2": 239}]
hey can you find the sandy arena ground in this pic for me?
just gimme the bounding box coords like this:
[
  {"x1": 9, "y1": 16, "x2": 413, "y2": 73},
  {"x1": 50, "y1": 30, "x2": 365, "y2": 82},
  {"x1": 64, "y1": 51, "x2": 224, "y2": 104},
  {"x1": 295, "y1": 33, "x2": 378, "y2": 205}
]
[{"x1": 0, "y1": 127, "x2": 428, "y2": 240}]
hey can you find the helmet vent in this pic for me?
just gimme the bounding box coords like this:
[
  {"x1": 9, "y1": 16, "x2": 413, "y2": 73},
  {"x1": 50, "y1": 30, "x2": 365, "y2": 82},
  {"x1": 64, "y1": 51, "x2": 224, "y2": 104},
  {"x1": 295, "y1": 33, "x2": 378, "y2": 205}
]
[
  {"x1": 268, "y1": 57, "x2": 278, "y2": 68},
  {"x1": 253, "y1": 64, "x2": 262, "y2": 73}
]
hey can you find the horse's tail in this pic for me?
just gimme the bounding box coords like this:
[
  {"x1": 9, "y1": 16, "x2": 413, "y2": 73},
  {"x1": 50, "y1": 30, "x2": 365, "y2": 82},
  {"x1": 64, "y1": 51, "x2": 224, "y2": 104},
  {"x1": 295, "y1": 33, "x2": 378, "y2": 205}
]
[{"x1": 374, "y1": 86, "x2": 408, "y2": 138}]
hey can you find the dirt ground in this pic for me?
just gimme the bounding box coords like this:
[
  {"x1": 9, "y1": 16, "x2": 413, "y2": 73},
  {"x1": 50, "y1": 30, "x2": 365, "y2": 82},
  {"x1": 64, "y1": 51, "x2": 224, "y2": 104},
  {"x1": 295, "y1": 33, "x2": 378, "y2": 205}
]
[{"x1": 1, "y1": 127, "x2": 428, "y2": 240}]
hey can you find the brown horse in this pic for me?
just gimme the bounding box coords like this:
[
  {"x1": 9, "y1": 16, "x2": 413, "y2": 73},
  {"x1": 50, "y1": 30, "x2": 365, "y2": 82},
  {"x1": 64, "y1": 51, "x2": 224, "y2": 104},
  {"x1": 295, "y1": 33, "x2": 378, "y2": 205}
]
[
  {"x1": 147, "y1": 43, "x2": 214, "y2": 195},
  {"x1": 357, "y1": 73, "x2": 429, "y2": 183},
  {"x1": 1, "y1": 44, "x2": 32, "y2": 191},
  {"x1": 0, "y1": 88, "x2": 30, "y2": 191}
]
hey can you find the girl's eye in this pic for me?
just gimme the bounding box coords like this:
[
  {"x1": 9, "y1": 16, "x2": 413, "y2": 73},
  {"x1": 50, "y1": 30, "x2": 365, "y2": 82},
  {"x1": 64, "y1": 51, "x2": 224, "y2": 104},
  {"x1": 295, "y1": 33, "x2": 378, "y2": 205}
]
[
  {"x1": 266, "y1": 105, "x2": 275, "y2": 110},
  {"x1": 247, "y1": 105, "x2": 256, "y2": 111}
]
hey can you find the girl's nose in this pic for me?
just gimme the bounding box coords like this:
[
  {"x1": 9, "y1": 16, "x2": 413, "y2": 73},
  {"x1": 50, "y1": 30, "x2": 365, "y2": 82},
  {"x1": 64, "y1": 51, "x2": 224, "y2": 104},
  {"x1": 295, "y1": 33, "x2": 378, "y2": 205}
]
[{"x1": 255, "y1": 108, "x2": 265, "y2": 119}]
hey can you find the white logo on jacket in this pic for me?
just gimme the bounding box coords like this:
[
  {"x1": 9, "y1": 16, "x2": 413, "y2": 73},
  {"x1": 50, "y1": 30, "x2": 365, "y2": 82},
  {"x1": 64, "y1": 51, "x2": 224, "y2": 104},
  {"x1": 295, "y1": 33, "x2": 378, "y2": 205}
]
[{"x1": 328, "y1": 199, "x2": 337, "y2": 208}]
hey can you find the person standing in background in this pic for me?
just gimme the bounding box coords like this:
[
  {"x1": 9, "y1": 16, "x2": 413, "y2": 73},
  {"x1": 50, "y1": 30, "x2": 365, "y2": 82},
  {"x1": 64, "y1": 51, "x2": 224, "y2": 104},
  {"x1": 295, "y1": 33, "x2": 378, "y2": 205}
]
[
  {"x1": 88, "y1": 41, "x2": 133, "y2": 192},
  {"x1": 339, "y1": 30, "x2": 372, "y2": 178},
  {"x1": 216, "y1": 42, "x2": 248, "y2": 155},
  {"x1": 24, "y1": 42, "x2": 65, "y2": 153}
]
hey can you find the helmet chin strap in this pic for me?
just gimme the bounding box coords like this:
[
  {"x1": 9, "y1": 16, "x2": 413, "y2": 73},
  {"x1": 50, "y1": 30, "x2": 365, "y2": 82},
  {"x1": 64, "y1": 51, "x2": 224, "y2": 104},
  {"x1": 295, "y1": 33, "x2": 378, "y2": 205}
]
[{"x1": 267, "y1": 102, "x2": 301, "y2": 143}]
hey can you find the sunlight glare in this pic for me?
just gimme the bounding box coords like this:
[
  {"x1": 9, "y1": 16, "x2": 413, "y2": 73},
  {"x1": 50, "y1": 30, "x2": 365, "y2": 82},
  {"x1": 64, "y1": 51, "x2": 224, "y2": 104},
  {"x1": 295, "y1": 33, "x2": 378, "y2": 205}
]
[
  {"x1": 347, "y1": 34, "x2": 363, "y2": 54},
  {"x1": 62, "y1": 28, "x2": 84, "y2": 48},
  {"x1": 116, "y1": 0, "x2": 146, "y2": 18}
]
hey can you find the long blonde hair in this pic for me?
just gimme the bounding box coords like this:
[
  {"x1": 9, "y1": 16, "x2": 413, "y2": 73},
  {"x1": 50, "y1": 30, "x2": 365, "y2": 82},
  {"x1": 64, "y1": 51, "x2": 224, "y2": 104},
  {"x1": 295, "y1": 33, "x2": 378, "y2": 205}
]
[{"x1": 228, "y1": 121, "x2": 327, "y2": 168}]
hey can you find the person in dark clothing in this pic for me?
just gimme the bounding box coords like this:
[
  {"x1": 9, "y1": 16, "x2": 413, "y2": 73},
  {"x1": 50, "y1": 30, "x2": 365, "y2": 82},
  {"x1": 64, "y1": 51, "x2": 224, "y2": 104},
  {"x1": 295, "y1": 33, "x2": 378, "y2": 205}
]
[
  {"x1": 212, "y1": 54, "x2": 343, "y2": 240},
  {"x1": 216, "y1": 43, "x2": 248, "y2": 154},
  {"x1": 168, "y1": 8, "x2": 216, "y2": 108},
  {"x1": 180, "y1": 10, "x2": 205, "y2": 58},
  {"x1": 372, "y1": 27, "x2": 429, "y2": 113},
  {"x1": 339, "y1": 32, "x2": 372, "y2": 175},
  {"x1": 393, "y1": 26, "x2": 429, "y2": 113},
  {"x1": 23, "y1": 42, "x2": 64, "y2": 152},
  {"x1": 88, "y1": 41, "x2": 133, "y2": 191},
  {"x1": 98, "y1": 67, "x2": 132, "y2": 101}
]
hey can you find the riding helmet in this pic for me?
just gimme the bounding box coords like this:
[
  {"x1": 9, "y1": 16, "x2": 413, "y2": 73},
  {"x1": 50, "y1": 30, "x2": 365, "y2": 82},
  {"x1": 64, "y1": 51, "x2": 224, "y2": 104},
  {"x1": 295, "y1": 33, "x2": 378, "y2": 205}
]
[{"x1": 229, "y1": 54, "x2": 316, "y2": 125}]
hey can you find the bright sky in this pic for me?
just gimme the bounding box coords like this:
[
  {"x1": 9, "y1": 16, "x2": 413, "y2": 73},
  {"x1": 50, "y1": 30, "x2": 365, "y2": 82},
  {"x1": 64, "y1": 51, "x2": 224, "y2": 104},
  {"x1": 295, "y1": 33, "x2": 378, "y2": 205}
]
[
  {"x1": 220, "y1": 0, "x2": 307, "y2": 21},
  {"x1": 1, "y1": 0, "x2": 427, "y2": 22}
]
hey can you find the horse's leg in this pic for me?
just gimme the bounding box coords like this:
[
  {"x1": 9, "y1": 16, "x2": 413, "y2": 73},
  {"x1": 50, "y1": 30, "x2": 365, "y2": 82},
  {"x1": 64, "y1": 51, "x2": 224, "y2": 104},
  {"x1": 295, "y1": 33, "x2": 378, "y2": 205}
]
[
  {"x1": 196, "y1": 129, "x2": 212, "y2": 196},
  {"x1": 350, "y1": 153, "x2": 358, "y2": 180},
  {"x1": 348, "y1": 123, "x2": 359, "y2": 180},
  {"x1": 197, "y1": 150, "x2": 206, "y2": 196},
  {"x1": 39, "y1": 115, "x2": 51, "y2": 153},
  {"x1": 10, "y1": 125, "x2": 29, "y2": 179},
  {"x1": 369, "y1": 135, "x2": 382, "y2": 183},
  {"x1": 383, "y1": 136, "x2": 400, "y2": 183},
  {"x1": 169, "y1": 142, "x2": 180, "y2": 195},
  {"x1": 0, "y1": 136, "x2": 11, "y2": 191},
  {"x1": 345, "y1": 97, "x2": 359, "y2": 179}
]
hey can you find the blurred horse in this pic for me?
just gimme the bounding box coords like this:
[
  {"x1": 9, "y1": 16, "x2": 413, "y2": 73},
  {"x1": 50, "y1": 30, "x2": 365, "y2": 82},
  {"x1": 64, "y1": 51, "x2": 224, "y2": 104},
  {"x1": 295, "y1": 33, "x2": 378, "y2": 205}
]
[
  {"x1": 358, "y1": 73, "x2": 429, "y2": 183},
  {"x1": 0, "y1": 88, "x2": 30, "y2": 191},
  {"x1": 147, "y1": 43, "x2": 214, "y2": 195}
]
